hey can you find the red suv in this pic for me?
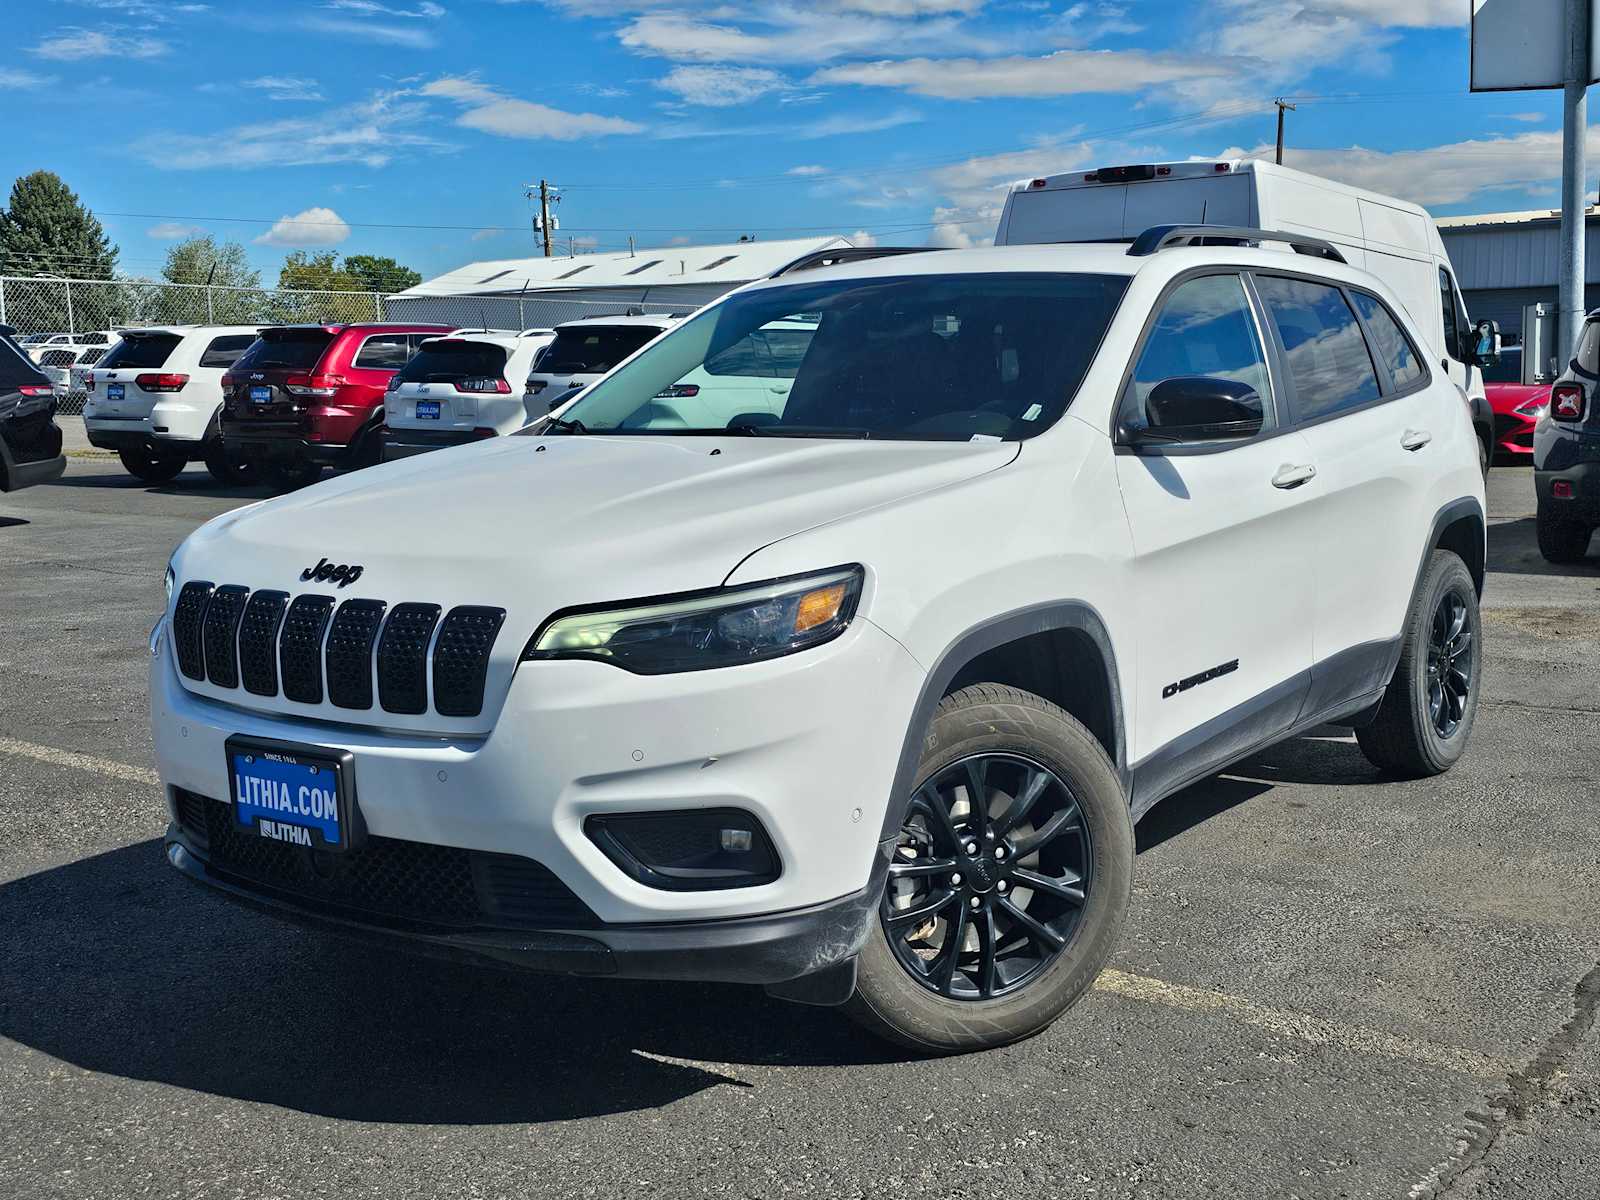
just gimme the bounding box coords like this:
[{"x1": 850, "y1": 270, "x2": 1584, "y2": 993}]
[{"x1": 220, "y1": 323, "x2": 451, "y2": 486}]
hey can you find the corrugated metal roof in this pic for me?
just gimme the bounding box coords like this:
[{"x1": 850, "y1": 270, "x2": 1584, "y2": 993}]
[
  {"x1": 1437, "y1": 207, "x2": 1600, "y2": 230},
  {"x1": 394, "y1": 236, "x2": 853, "y2": 298},
  {"x1": 1441, "y1": 218, "x2": 1600, "y2": 289}
]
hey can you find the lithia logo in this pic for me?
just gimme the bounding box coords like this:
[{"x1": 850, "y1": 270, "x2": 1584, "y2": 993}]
[
  {"x1": 300, "y1": 558, "x2": 364, "y2": 588},
  {"x1": 1162, "y1": 659, "x2": 1238, "y2": 700}
]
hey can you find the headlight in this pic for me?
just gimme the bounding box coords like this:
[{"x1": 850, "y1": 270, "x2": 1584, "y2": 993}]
[
  {"x1": 1514, "y1": 399, "x2": 1549, "y2": 418},
  {"x1": 525, "y1": 566, "x2": 863, "y2": 674},
  {"x1": 164, "y1": 560, "x2": 176, "y2": 603}
]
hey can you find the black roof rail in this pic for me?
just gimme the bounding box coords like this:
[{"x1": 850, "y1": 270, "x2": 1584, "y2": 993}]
[
  {"x1": 1127, "y1": 224, "x2": 1347, "y2": 263},
  {"x1": 768, "y1": 245, "x2": 948, "y2": 279}
]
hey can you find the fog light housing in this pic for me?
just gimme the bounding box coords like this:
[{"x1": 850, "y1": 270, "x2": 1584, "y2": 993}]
[{"x1": 586, "y1": 809, "x2": 780, "y2": 891}]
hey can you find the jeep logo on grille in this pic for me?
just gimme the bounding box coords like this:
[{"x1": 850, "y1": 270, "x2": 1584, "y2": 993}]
[{"x1": 300, "y1": 558, "x2": 364, "y2": 588}]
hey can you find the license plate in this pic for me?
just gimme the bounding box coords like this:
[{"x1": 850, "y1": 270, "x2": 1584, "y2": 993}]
[
  {"x1": 107, "y1": 382, "x2": 124, "y2": 401},
  {"x1": 416, "y1": 400, "x2": 440, "y2": 420},
  {"x1": 250, "y1": 386, "x2": 272, "y2": 405},
  {"x1": 225, "y1": 736, "x2": 359, "y2": 852}
]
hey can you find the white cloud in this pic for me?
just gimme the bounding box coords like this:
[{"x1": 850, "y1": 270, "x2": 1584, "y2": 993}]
[
  {"x1": 323, "y1": 0, "x2": 446, "y2": 15},
  {"x1": 421, "y1": 76, "x2": 642, "y2": 139},
  {"x1": 814, "y1": 47, "x2": 1233, "y2": 98},
  {"x1": 243, "y1": 75, "x2": 325, "y2": 102},
  {"x1": 1217, "y1": 128, "x2": 1600, "y2": 208},
  {"x1": 788, "y1": 164, "x2": 828, "y2": 176},
  {"x1": 470, "y1": 228, "x2": 502, "y2": 241},
  {"x1": 254, "y1": 207, "x2": 352, "y2": 247},
  {"x1": 133, "y1": 91, "x2": 447, "y2": 169},
  {"x1": 619, "y1": 9, "x2": 984, "y2": 65},
  {"x1": 657, "y1": 106, "x2": 920, "y2": 140},
  {"x1": 29, "y1": 28, "x2": 170, "y2": 60},
  {"x1": 300, "y1": 16, "x2": 437, "y2": 47},
  {"x1": 0, "y1": 68, "x2": 56, "y2": 87},
  {"x1": 61, "y1": 0, "x2": 208, "y2": 19},
  {"x1": 849, "y1": 229, "x2": 879, "y2": 245},
  {"x1": 656, "y1": 65, "x2": 787, "y2": 107},
  {"x1": 146, "y1": 222, "x2": 206, "y2": 239},
  {"x1": 1498, "y1": 112, "x2": 1547, "y2": 123}
]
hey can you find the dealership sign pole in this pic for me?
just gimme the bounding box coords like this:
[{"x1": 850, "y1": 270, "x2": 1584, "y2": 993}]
[{"x1": 1472, "y1": 0, "x2": 1598, "y2": 362}]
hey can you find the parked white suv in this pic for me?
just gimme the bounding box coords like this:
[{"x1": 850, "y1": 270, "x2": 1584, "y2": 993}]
[
  {"x1": 522, "y1": 314, "x2": 679, "y2": 413},
  {"x1": 381, "y1": 328, "x2": 555, "y2": 460},
  {"x1": 83, "y1": 325, "x2": 262, "y2": 483},
  {"x1": 152, "y1": 230, "x2": 1485, "y2": 1052}
]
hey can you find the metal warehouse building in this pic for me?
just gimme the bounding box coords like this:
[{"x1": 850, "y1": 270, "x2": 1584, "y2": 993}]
[
  {"x1": 384, "y1": 236, "x2": 851, "y2": 329},
  {"x1": 1438, "y1": 207, "x2": 1600, "y2": 340}
]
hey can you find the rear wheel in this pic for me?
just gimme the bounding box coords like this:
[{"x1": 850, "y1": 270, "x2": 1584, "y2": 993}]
[
  {"x1": 343, "y1": 427, "x2": 382, "y2": 472},
  {"x1": 1357, "y1": 551, "x2": 1481, "y2": 777},
  {"x1": 846, "y1": 684, "x2": 1132, "y2": 1054},
  {"x1": 202, "y1": 439, "x2": 257, "y2": 485},
  {"x1": 1536, "y1": 503, "x2": 1593, "y2": 563},
  {"x1": 117, "y1": 446, "x2": 186, "y2": 484}
]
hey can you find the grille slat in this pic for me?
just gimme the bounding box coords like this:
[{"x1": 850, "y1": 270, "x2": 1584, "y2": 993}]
[
  {"x1": 201, "y1": 585, "x2": 250, "y2": 689},
  {"x1": 172, "y1": 582, "x2": 213, "y2": 681},
  {"x1": 181, "y1": 791, "x2": 597, "y2": 930},
  {"x1": 377, "y1": 602, "x2": 442, "y2": 715},
  {"x1": 433, "y1": 606, "x2": 506, "y2": 718},
  {"x1": 280, "y1": 595, "x2": 335, "y2": 705},
  {"x1": 238, "y1": 591, "x2": 289, "y2": 696},
  {"x1": 326, "y1": 599, "x2": 388, "y2": 710}
]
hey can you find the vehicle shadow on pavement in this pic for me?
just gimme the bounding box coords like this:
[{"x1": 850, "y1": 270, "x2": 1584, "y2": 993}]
[
  {"x1": 0, "y1": 840, "x2": 906, "y2": 1124},
  {"x1": 49, "y1": 470, "x2": 277, "y2": 501},
  {"x1": 1488, "y1": 518, "x2": 1599, "y2": 576},
  {"x1": 0, "y1": 516, "x2": 29, "y2": 529}
]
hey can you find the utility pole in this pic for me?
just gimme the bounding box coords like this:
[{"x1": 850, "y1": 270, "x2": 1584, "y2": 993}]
[
  {"x1": 1560, "y1": 0, "x2": 1590, "y2": 363},
  {"x1": 539, "y1": 180, "x2": 553, "y2": 258},
  {"x1": 1273, "y1": 98, "x2": 1296, "y2": 166}
]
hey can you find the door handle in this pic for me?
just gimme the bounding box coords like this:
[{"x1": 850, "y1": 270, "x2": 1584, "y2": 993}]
[
  {"x1": 1271, "y1": 463, "x2": 1317, "y2": 490},
  {"x1": 1401, "y1": 429, "x2": 1432, "y2": 451}
]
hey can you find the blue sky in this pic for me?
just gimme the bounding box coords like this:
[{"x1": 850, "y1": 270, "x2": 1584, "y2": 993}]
[{"x1": 0, "y1": 0, "x2": 1587, "y2": 284}]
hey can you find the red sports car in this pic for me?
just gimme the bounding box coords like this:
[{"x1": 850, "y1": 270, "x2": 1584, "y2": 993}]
[{"x1": 1483, "y1": 347, "x2": 1548, "y2": 463}]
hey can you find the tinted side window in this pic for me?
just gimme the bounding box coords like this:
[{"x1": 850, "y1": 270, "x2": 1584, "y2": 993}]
[
  {"x1": 1128, "y1": 273, "x2": 1271, "y2": 430},
  {"x1": 354, "y1": 333, "x2": 411, "y2": 370},
  {"x1": 199, "y1": 334, "x2": 257, "y2": 369},
  {"x1": 1254, "y1": 276, "x2": 1381, "y2": 420},
  {"x1": 1349, "y1": 291, "x2": 1425, "y2": 391},
  {"x1": 1439, "y1": 268, "x2": 1462, "y2": 363}
]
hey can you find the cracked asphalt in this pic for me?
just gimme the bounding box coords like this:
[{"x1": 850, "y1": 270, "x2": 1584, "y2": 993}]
[{"x1": 1, "y1": 452, "x2": 1597, "y2": 1199}]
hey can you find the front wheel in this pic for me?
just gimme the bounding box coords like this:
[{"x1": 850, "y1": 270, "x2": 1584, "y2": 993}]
[
  {"x1": 1357, "y1": 551, "x2": 1481, "y2": 777},
  {"x1": 117, "y1": 446, "x2": 186, "y2": 484},
  {"x1": 846, "y1": 684, "x2": 1133, "y2": 1054}
]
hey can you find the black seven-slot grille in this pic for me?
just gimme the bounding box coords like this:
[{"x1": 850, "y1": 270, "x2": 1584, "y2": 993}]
[
  {"x1": 174, "y1": 789, "x2": 598, "y2": 930},
  {"x1": 169, "y1": 582, "x2": 505, "y2": 719}
]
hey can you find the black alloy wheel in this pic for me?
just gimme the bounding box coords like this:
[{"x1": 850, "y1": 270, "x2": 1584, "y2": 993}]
[
  {"x1": 1426, "y1": 589, "x2": 1473, "y2": 739},
  {"x1": 883, "y1": 752, "x2": 1092, "y2": 1001}
]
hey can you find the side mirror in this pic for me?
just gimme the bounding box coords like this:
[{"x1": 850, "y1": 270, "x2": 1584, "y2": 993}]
[
  {"x1": 1126, "y1": 376, "x2": 1264, "y2": 445},
  {"x1": 1472, "y1": 319, "x2": 1502, "y2": 368}
]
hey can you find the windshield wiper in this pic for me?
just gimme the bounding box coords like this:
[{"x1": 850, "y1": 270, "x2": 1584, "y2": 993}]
[
  {"x1": 545, "y1": 415, "x2": 587, "y2": 434},
  {"x1": 725, "y1": 421, "x2": 871, "y2": 439}
]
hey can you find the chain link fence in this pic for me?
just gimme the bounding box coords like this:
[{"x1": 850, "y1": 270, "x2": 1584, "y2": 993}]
[{"x1": 3, "y1": 275, "x2": 707, "y2": 414}]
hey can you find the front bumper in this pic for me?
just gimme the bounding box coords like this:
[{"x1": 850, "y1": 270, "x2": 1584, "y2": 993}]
[
  {"x1": 1536, "y1": 458, "x2": 1600, "y2": 521},
  {"x1": 165, "y1": 832, "x2": 883, "y2": 990},
  {"x1": 150, "y1": 610, "x2": 924, "y2": 932}
]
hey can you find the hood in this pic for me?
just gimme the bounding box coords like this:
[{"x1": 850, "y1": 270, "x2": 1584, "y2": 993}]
[
  {"x1": 1484, "y1": 382, "x2": 1550, "y2": 414},
  {"x1": 172, "y1": 434, "x2": 1016, "y2": 729}
]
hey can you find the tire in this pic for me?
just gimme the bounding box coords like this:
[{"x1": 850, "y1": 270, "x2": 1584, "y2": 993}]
[
  {"x1": 1357, "y1": 551, "x2": 1481, "y2": 777},
  {"x1": 845, "y1": 683, "x2": 1133, "y2": 1054},
  {"x1": 264, "y1": 460, "x2": 322, "y2": 490},
  {"x1": 343, "y1": 427, "x2": 382, "y2": 472},
  {"x1": 202, "y1": 440, "x2": 257, "y2": 485},
  {"x1": 117, "y1": 446, "x2": 186, "y2": 484},
  {"x1": 1477, "y1": 433, "x2": 1490, "y2": 481},
  {"x1": 1536, "y1": 504, "x2": 1592, "y2": 564}
]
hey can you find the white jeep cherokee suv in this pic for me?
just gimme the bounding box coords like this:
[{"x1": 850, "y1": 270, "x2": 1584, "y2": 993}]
[{"x1": 152, "y1": 229, "x2": 1486, "y2": 1053}]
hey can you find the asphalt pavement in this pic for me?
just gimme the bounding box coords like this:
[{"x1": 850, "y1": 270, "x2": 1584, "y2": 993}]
[{"x1": 1, "y1": 456, "x2": 1597, "y2": 1200}]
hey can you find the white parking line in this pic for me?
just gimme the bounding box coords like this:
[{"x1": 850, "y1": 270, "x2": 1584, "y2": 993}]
[
  {"x1": 1095, "y1": 969, "x2": 1514, "y2": 1079},
  {"x1": 0, "y1": 733, "x2": 1521, "y2": 1082},
  {"x1": 0, "y1": 736, "x2": 160, "y2": 787}
]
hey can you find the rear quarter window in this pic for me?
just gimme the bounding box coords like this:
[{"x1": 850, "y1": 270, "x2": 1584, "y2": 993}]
[
  {"x1": 353, "y1": 333, "x2": 412, "y2": 370},
  {"x1": 1254, "y1": 276, "x2": 1382, "y2": 420},
  {"x1": 1349, "y1": 291, "x2": 1426, "y2": 391}
]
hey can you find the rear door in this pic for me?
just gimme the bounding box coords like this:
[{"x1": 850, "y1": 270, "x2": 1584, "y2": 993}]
[
  {"x1": 389, "y1": 339, "x2": 511, "y2": 433},
  {"x1": 1114, "y1": 272, "x2": 1318, "y2": 773},
  {"x1": 96, "y1": 332, "x2": 182, "y2": 418},
  {"x1": 1251, "y1": 274, "x2": 1431, "y2": 704},
  {"x1": 225, "y1": 328, "x2": 335, "y2": 423}
]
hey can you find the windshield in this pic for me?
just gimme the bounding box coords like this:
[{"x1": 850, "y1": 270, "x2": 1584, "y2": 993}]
[
  {"x1": 553, "y1": 272, "x2": 1128, "y2": 439},
  {"x1": 396, "y1": 340, "x2": 508, "y2": 383},
  {"x1": 231, "y1": 330, "x2": 334, "y2": 372},
  {"x1": 535, "y1": 326, "x2": 664, "y2": 375},
  {"x1": 98, "y1": 334, "x2": 181, "y2": 370}
]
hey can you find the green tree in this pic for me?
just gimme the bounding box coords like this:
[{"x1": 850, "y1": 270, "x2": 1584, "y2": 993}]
[
  {"x1": 161, "y1": 235, "x2": 260, "y2": 288},
  {"x1": 342, "y1": 253, "x2": 422, "y2": 294},
  {"x1": 0, "y1": 171, "x2": 120, "y2": 332},
  {"x1": 277, "y1": 250, "x2": 360, "y2": 292},
  {"x1": 273, "y1": 251, "x2": 377, "y2": 322}
]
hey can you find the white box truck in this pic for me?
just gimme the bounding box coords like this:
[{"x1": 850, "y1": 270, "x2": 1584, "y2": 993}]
[{"x1": 994, "y1": 158, "x2": 1496, "y2": 470}]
